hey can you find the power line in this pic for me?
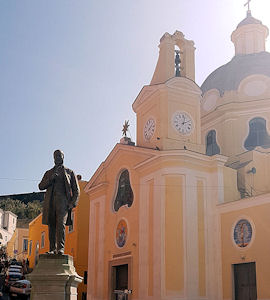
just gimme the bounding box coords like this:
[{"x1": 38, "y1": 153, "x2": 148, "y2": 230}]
[{"x1": 0, "y1": 178, "x2": 39, "y2": 182}]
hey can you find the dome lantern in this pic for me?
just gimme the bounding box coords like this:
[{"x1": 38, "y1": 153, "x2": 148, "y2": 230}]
[{"x1": 231, "y1": 11, "x2": 269, "y2": 55}]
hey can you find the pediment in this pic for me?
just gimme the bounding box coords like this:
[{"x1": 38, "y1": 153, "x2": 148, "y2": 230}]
[
  {"x1": 133, "y1": 77, "x2": 202, "y2": 112},
  {"x1": 85, "y1": 144, "x2": 156, "y2": 193},
  {"x1": 132, "y1": 84, "x2": 163, "y2": 112},
  {"x1": 165, "y1": 77, "x2": 202, "y2": 95}
]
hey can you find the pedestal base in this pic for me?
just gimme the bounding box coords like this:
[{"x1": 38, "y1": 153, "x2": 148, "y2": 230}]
[{"x1": 26, "y1": 254, "x2": 83, "y2": 300}]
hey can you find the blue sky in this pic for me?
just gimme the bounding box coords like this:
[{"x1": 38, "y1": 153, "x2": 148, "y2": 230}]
[{"x1": 0, "y1": 0, "x2": 270, "y2": 195}]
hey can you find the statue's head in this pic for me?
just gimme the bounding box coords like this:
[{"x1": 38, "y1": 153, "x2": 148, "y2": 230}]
[{"x1": 54, "y1": 150, "x2": 64, "y2": 166}]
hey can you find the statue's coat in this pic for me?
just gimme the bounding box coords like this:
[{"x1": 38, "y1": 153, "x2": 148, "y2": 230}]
[{"x1": 39, "y1": 167, "x2": 80, "y2": 225}]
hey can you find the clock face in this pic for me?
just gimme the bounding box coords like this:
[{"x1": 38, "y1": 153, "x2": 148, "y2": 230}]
[
  {"x1": 144, "y1": 118, "x2": 156, "y2": 141},
  {"x1": 172, "y1": 112, "x2": 193, "y2": 135}
]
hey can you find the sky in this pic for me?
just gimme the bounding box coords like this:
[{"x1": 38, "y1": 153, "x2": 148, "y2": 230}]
[{"x1": 0, "y1": 0, "x2": 270, "y2": 195}]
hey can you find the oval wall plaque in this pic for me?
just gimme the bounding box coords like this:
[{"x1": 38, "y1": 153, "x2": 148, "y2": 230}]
[
  {"x1": 116, "y1": 219, "x2": 128, "y2": 248},
  {"x1": 233, "y1": 219, "x2": 253, "y2": 248}
]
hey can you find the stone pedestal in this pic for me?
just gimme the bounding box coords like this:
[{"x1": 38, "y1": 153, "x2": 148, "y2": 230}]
[
  {"x1": 26, "y1": 254, "x2": 83, "y2": 300},
  {"x1": 120, "y1": 136, "x2": 135, "y2": 146}
]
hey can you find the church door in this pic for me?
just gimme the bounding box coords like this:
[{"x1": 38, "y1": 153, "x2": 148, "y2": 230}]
[
  {"x1": 234, "y1": 262, "x2": 257, "y2": 300},
  {"x1": 112, "y1": 264, "x2": 128, "y2": 300}
]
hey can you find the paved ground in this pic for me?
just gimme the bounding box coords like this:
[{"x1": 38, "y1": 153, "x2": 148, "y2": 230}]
[
  {"x1": 2, "y1": 292, "x2": 26, "y2": 299},
  {"x1": 3, "y1": 292, "x2": 31, "y2": 299},
  {"x1": 2, "y1": 292, "x2": 29, "y2": 299},
  {"x1": 1, "y1": 292, "x2": 9, "y2": 300}
]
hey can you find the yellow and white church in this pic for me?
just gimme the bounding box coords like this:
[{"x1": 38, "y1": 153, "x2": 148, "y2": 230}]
[{"x1": 85, "y1": 10, "x2": 270, "y2": 300}]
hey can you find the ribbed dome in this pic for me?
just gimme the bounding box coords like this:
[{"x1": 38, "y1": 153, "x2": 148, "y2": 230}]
[{"x1": 201, "y1": 52, "x2": 270, "y2": 95}]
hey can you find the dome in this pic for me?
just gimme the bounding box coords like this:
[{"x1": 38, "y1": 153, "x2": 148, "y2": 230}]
[
  {"x1": 201, "y1": 52, "x2": 270, "y2": 95},
  {"x1": 237, "y1": 11, "x2": 262, "y2": 28}
]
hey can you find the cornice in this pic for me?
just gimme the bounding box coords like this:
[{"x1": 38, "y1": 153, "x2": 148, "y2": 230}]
[
  {"x1": 133, "y1": 149, "x2": 228, "y2": 170},
  {"x1": 84, "y1": 182, "x2": 109, "y2": 194},
  {"x1": 201, "y1": 99, "x2": 270, "y2": 128},
  {"x1": 217, "y1": 192, "x2": 270, "y2": 213}
]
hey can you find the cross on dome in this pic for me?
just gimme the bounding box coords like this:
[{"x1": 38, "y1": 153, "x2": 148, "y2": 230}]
[{"x1": 244, "y1": 0, "x2": 251, "y2": 13}]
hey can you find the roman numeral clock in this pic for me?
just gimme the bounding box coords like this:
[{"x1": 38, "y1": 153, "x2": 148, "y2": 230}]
[
  {"x1": 133, "y1": 77, "x2": 202, "y2": 151},
  {"x1": 143, "y1": 118, "x2": 156, "y2": 141},
  {"x1": 172, "y1": 111, "x2": 194, "y2": 135}
]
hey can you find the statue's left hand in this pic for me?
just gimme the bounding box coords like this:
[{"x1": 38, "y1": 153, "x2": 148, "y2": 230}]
[{"x1": 67, "y1": 203, "x2": 74, "y2": 209}]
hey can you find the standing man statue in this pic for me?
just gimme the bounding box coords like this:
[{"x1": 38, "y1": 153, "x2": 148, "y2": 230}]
[{"x1": 39, "y1": 150, "x2": 80, "y2": 255}]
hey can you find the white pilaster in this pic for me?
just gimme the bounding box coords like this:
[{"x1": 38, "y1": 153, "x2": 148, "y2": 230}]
[
  {"x1": 185, "y1": 175, "x2": 199, "y2": 299},
  {"x1": 87, "y1": 196, "x2": 105, "y2": 300}
]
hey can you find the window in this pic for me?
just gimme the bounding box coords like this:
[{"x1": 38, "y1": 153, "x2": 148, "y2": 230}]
[
  {"x1": 41, "y1": 232, "x2": 45, "y2": 249},
  {"x1": 35, "y1": 241, "x2": 39, "y2": 266},
  {"x1": 244, "y1": 117, "x2": 270, "y2": 150},
  {"x1": 68, "y1": 211, "x2": 75, "y2": 233},
  {"x1": 206, "y1": 130, "x2": 220, "y2": 156},
  {"x1": 84, "y1": 271, "x2": 88, "y2": 284},
  {"x1": 113, "y1": 169, "x2": 134, "y2": 212},
  {"x1": 82, "y1": 292, "x2": 87, "y2": 300},
  {"x1": 29, "y1": 240, "x2": 32, "y2": 256},
  {"x1": 22, "y1": 238, "x2": 28, "y2": 252}
]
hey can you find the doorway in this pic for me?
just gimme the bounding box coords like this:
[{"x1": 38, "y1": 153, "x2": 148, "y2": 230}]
[
  {"x1": 234, "y1": 262, "x2": 257, "y2": 300},
  {"x1": 112, "y1": 264, "x2": 128, "y2": 300}
]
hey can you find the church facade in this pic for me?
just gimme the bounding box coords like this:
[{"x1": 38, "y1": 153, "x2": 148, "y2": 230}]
[{"x1": 85, "y1": 11, "x2": 270, "y2": 300}]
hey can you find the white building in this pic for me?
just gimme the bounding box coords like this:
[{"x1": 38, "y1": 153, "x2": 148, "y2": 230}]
[{"x1": 0, "y1": 209, "x2": 17, "y2": 246}]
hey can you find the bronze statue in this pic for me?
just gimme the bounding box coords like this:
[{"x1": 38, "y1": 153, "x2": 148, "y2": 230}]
[{"x1": 39, "y1": 150, "x2": 80, "y2": 254}]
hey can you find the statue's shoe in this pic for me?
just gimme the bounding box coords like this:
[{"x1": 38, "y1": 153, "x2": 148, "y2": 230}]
[
  {"x1": 46, "y1": 250, "x2": 56, "y2": 254},
  {"x1": 57, "y1": 249, "x2": 64, "y2": 255}
]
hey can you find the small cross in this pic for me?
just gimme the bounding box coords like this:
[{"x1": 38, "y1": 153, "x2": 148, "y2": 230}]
[{"x1": 244, "y1": 0, "x2": 251, "y2": 11}]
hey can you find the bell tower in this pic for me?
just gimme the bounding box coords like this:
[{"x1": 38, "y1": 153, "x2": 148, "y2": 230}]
[{"x1": 133, "y1": 31, "x2": 203, "y2": 152}]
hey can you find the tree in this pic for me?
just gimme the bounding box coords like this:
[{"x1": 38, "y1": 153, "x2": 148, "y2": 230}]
[
  {"x1": 25, "y1": 200, "x2": 43, "y2": 219},
  {"x1": 0, "y1": 198, "x2": 43, "y2": 220},
  {"x1": 0, "y1": 198, "x2": 26, "y2": 218}
]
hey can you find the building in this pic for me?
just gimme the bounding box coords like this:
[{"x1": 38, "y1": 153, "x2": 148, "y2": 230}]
[
  {"x1": 27, "y1": 180, "x2": 89, "y2": 300},
  {"x1": 6, "y1": 219, "x2": 29, "y2": 261},
  {"x1": 0, "y1": 209, "x2": 17, "y2": 246},
  {"x1": 85, "y1": 9, "x2": 270, "y2": 300}
]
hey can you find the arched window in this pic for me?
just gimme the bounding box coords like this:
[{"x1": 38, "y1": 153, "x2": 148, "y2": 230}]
[
  {"x1": 113, "y1": 169, "x2": 134, "y2": 212},
  {"x1": 174, "y1": 46, "x2": 181, "y2": 77},
  {"x1": 244, "y1": 117, "x2": 270, "y2": 150},
  {"x1": 206, "y1": 130, "x2": 220, "y2": 156}
]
